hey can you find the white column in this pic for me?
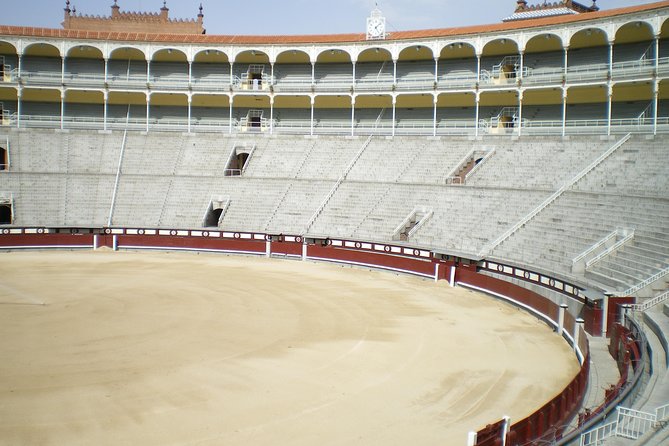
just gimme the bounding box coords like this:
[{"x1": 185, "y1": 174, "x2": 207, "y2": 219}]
[
  {"x1": 17, "y1": 53, "x2": 22, "y2": 78},
  {"x1": 61, "y1": 56, "x2": 65, "y2": 84},
  {"x1": 558, "y1": 304, "x2": 568, "y2": 336},
  {"x1": 311, "y1": 61, "x2": 315, "y2": 85},
  {"x1": 104, "y1": 57, "x2": 108, "y2": 84},
  {"x1": 103, "y1": 91, "x2": 108, "y2": 131},
  {"x1": 60, "y1": 90, "x2": 65, "y2": 130},
  {"x1": 229, "y1": 96, "x2": 234, "y2": 134},
  {"x1": 476, "y1": 54, "x2": 481, "y2": 83},
  {"x1": 113, "y1": 234, "x2": 118, "y2": 251},
  {"x1": 310, "y1": 96, "x2": 315, "y2": 136},
  {"x1": 449, "y1": 265, "x2": 456, "y2": 287},
  {"x1": 188, "y1": 61, "x2": 192, "y2": 86},
  {"x1": 607, "y1": 85, "x2": 613, "y2": 136},
  {"x1": 269, "y1": 96, "x2": 274, "y2": 135},
  {"x1": 229, "y1": 62, "x2": 234, "y2": 87},
  {"x1": 391, "y1": 96, "x2": 396, "y2": 137},
  {"x1": 146, "y1": 93, "x2": 150, "y2": 133},
  {"x1": 474, "y1": 92, "x2": 480, "y2": 137},
  {"x1": 350, "y1": 96, "x2": 355, "y2": 137},
  {"x1": 270, "y1": 62, "x2": 274, "y2": 88},
  {"x1": 433, "y1": 95, "x2": 438, "y2": 137},
  {"x1": 434, "y1": 57, "x2": 439, "y2": 84},
  {"x1": 517, "y1": 90, "x2": 523, "y2": 137},
  {"x1": 352, "y1": 61, "x2": 356, "y2": 87},
  {"x1": 187, "y1": 95, "x2": 192, "y2": 133},
  {"x1": 392, "y1": 58, "x2": 397, "y2": 85},
  {"x1": 563, "y1": 46, "x2": 569, "y2": 78},
  {"x1": 608, "y1": 41, "x2": 614, "y2": 75},
  {"x1": 301, "y1": 241, "x2": 307, "y2": 260},
  {"x1": 518, "y1": 51, "x2": 524, "y2": 82},
  {"x1": 562, "y1": 88, "x2": 568, "y2": 137},
  {"x1": 653, "y1": 81, "x2": 659, "y2": 136},
  {"x1": 147, "y1": 60, "x2": 151, "y2": 84},
  {"x1": 16, "y1": 87, "x2": 22, "y2": 128}
]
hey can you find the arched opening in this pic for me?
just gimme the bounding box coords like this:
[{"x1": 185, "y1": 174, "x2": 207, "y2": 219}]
[
  {"x1": 0, "y1": 41, "x2": 18, "y2": 81},
  {"x1": 274, "y1": 50, "x2": 311, "y2": 91},
  {"x1": 22, "y1": 43, "x2": 62, "y2": 78},
  {"x1": 192, "y1": 49, "x2": 230, "y2": 87},
  {"x1": 356, "y1": 47, "x2": 393, "y2": 88},
  {"x1": 395, "y1": 94, "x2": 433, "y2": 135},
  {"x1": 108, "y1": 47, "x2": 147, "y2": 86},
  {"x1": 150, "y1": 93, "x2": 188, "y2": 130},
  {"x1": 234, "y1": 50, "x2": 271, "y2": 91},
  {"x1": 524, "y1": 34, "x2": 564, "y2": 85},
  {"x1": 614, "y1": 21, "x2": 654, "y2": 72},
  {"x1": 225, "y1": 145, "x2": 253, "y2": 175},
  {"x1": 315, "y1": 49, "x2": 353, "y2": 90},
  {"x1": 0, "y1": 146, "x2": 7, "y2": 170},
  {"x1": 522, "y1": 88, "x2": 563, "y2": 133},
  {"x1": 313, "y1": 95, "x2": 351, "y2": 133},
  {"x1": 396, "y1": 45, "x2": 434, "y2": 89},
  {"x1": 436, "y1": 92, "x2": 476, "y2": 134},
  {"x1": 151, "y1": 48, "x2": 188, "y2": 85},
  {"x1": 66, "y1": 45, "x2": 104, "y2": 82},
  {"x1": 439, "y1": 42, "x2": 477, "y2": 87},
  {"x1": 233, "y1": 95, "x2": 271, "y2": 132},
  {"x1": 203, "y1": 197, "x2": 229, "y2": 227},
  {"x1": 192, "y1": 94, "x2": 230, "y2": 131},
  {"x1": 480, "y1": 90, "x2": 520, "y2": 134},
  {"x1": 64, "y1": 90, "x2": 104, "y2": 127},
  {"x1": 0, "y1": 203, "x2": 11, "y2": 224},
  {"x1": 481, "y1": 39, "x2": 520, "y2": 85}
]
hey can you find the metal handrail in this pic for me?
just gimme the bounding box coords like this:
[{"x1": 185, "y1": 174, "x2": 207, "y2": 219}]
[{"x1": 615, "y1": 266, "x2": 669, "y2": 297}]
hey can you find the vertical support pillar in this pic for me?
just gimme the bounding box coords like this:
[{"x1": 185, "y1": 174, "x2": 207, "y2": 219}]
[
  {"x1": 93, "y1": 234, "x2": 98, "y2": 250},
  {"x1": 188, "y1": 60, "x2": 192, "y2": 86},
  {"x1": 433, "y1": 94, "x2": 438, "y2": 137},
  {"x1": 351, "y1": 60, "x2": 356, "y2": 88},
  {"x1": 146, "y1": 92, "x2": 151, "y2": 133},
  {"x1": 434, "y1": 57, "x2": 439, "y2": 84},
  {"x1": 104, "y1": 57, "x2": 108, "y2": 84},
  {"x1": 229, "y1": 96, "x2": 234, "y2": 134},
  {"x1": 558, "y1": 303, "x2": 568, "y2": 336},
  {"x1": 310, "y1": 96, "x2": 315, "y2": 136},
  {"x1": 17, "y1": 53, "x2": 22, "y2": 78},
  {"x1": 61, "y1": 56, "x2": 66, "y2": 84},
  {"x1": 391, "y1": 95, "x2": 396, "y2": 137},
  {"x1": 467, "y1": 432, "x2": 477, "y2": 446},
  {"x1": 476, "y1": 53, "x2": 481, "y2": 83},
  {"x1": 518, "y1": 50, "x2": 524, "y2": 82},
  {"x1": 449, "y1": 265, "x2": 456, "y2": 287},
  {"x1": 16, "y1": 87, "x2": 22, "y2": 129},
  {"x1": 311, "y1": 61, "x2": 315, "y2": 85},
  {"x1": 269, "y1": 96, "x2": 274, "y2": 135},
  {"x1": 517, "y1": 90, "x2": 523, "y2": 137},
  {"x1": 113, "y1": 234, "x2": 118, "y2": 251},
  {"x1": 475, "y1": 91, "x2": 481, "y2": 137},
  {"x1": 187, "y1": 95, "x2": 192, "y2": 133},
  {"x1": 302, "y1": 240, "x2": 307, "y2": 260},
  {"x1": 147, "y1": 59, "x2": 151, "y2": 85},
  {"x1": 60, "y1": 90, "x2": 65, "y2": 130},
  {"x1": 265, "y1": 239, "x2": 271, "y2": 258},
  {"x1": 653, "y1": 81, "x2": 659, "y2": 136},
  {"x1": 103, "y1": 90, "x2": 108, "y2": 131},
  {"x1": 350, "y1": 96, "x2": 356, "y2": 137},
  {"x1": 392, "y1": 59, "x2": 397, "y2": 85},
  {"x1": 563, "y1": 46, "x2": 568, "y2": 78},
  {"x1": 229, "y1": 62, "x2": 234, "y2": 87},
  {"x1": 607, "y1": 84, "x2": 613, "y2": 136},
  {"x1": 434, "y1": 263, "x2": 440, "y2": 282},
  {"x1": 562, "y1": 88, "x2": 568, "y2": 137},
  {"x1": 270, "y1": 62, "x2": 274, "y2": 90}
]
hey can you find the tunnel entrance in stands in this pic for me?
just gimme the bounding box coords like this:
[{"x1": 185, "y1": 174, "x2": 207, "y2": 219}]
[
  {"x1": 0, "y1": 146, "x2": 7, "y2": 170},
  {"x1": 0, "y1": 204, "x2": 12, "y2": 224}
]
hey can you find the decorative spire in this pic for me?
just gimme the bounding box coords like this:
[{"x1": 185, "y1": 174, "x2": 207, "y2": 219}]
[
  {"x1": 198, "y1": 3, "x2": 204, "y2": 18},
  {"x1": 515, "y1": 0, "x2": 528, "y2": 12},
  {"x1": 161, "y1": 0, "x2": 168, "y2": 10},
  {"x1": 591, "y1": 0, "x2": 599, "y2": 11},
  {"x1": 64, "y1": 0, "x2": 71, "y2": 13}
]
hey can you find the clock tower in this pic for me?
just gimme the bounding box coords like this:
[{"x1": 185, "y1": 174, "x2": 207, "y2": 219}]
[{"x1": 366, "y1": 6, "x2": 386, "y2": 40}]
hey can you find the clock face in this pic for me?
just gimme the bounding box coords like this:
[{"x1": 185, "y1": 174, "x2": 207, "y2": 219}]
[{"x1": 367, "y1": 17, "x2": 384, "y2": 38}]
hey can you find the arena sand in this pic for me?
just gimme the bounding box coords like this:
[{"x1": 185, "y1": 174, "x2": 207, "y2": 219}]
[{"x1": 0, "y1": 251, "x2": 580, "y2": 445}]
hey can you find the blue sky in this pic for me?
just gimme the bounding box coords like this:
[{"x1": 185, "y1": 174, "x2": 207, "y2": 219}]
[{"x1": 2, "y1": 0, "x2": 647, "y2": 35}]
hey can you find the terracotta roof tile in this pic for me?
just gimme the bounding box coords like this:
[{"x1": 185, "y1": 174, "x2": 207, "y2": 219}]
[{"x1": 0, "y1": 1, "x2": 667, "y2": 45}]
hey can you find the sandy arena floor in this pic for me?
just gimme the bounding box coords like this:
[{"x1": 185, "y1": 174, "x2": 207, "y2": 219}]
[{"x1": 0, "y1": 251, "x2": 580, "y2": 446}]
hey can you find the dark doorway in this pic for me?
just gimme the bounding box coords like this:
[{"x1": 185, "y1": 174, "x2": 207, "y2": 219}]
[
  {"x1": 0, "y1": 147, "x2": 6, "y2": 170},
  {"x1": 0, "y1": 205, "x2": 11, "y2": 224}
]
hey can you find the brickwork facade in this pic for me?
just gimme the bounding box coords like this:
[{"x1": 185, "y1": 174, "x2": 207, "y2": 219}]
[{"x1": 62, "y1": 0, "x2": 205, "y2": 35}]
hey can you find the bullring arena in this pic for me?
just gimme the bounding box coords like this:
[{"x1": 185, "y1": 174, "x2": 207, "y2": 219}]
[{"x1": 0, "y1": 1, "x2": 668, "y2": 446}]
